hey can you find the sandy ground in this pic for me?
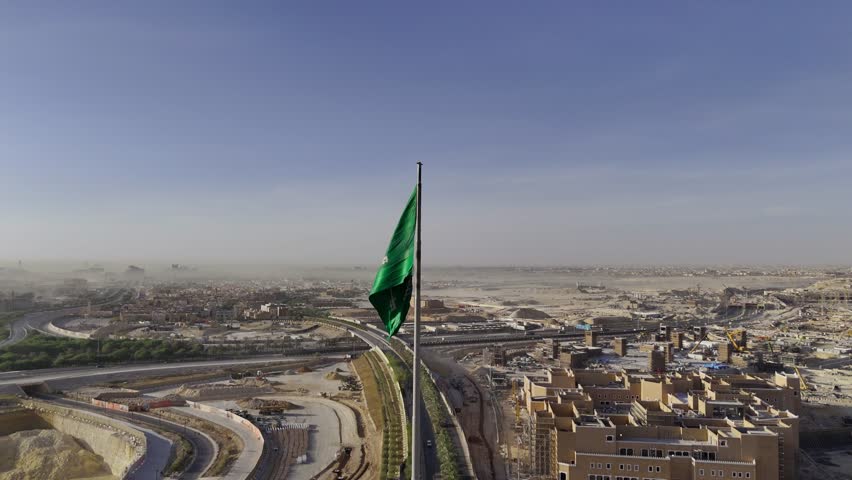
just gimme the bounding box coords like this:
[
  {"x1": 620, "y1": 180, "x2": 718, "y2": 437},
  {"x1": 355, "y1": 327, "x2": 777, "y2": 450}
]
[
  {"x1": 194, "y1": 362, "x2": 361, "y2": 480},
  {"x1": 265, "y1": 362, "x2": 352, "y2": 397},
  {"x1": 0, "y1": 429, "x2": 117, "y2": 480},
  {"x1": 801, "y1": 448, "x2": 852, "y2": 480}
]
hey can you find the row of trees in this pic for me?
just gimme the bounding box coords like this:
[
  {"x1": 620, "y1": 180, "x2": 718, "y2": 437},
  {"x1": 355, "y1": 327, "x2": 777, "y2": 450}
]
[
  {"x1": 366, "y1": 351, "x2": 407, "y2": 479},
  {"x1": 0, "y1": 334, "x2": 206, "y2": 371},
  {"x1": 389, "y1": 338, "x2": 462, "y2": 480}
]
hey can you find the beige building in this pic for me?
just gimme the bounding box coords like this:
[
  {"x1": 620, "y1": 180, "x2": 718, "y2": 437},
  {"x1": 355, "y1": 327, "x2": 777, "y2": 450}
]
[{"x1": 523, "y1": 368, "x2": 800, "y2": 480}]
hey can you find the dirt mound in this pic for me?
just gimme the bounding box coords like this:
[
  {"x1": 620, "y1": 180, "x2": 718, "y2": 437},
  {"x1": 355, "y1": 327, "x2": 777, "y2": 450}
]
[
  {"x1": 509, "y1": 308, "x2": 550, "y2": 319},
  {"x1": 325, "y1": 371, "x2": 347, "y2": 381},
  {"x1": 295, "y1": 366, "x2": 313, "y2": 373},
  {"x1": 0, "y1": 429, "x2": 114, "y2": 480},
  {"x1": 236, "y1": 398, "x2": 300, "y2": 410}
]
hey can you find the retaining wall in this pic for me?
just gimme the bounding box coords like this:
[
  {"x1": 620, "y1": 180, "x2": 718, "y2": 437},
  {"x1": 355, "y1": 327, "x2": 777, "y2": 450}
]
[
  {"x1": 21, "y1": 400, "x2": 146, "y2": 478},
  {"x1": 46, "y1": 320, "x2": 92, "y2": 339}
]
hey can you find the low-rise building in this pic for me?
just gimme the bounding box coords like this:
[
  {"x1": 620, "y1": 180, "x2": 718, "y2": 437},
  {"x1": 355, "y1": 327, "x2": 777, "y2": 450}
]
[{"x1": 523, "y1": 367, "x2": 800, "y2": 480}]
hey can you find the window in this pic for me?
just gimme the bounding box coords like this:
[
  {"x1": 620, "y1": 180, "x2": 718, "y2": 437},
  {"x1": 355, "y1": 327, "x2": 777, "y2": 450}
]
[
  {"x1": 607, "y1": 464, "x2": 612, "y2": 469},
  {"x1": 590, "y1": 463, "x2": 595, "y2": 469},
  {"x1": 720, "y1": 440, "x2": 728, "y2": 447},
  {"x1": 642, "y1": 449, "x2": 649, "y2": 457},
  {"x1": 620, "y1": 448, "x2": 627, "y2": 455},
  {"x1": 598, "y1": 463, "x2": 603, "y2": 469},
  {"x1": 626, "y1": 465, "x2": 631, "y2": 471},
  {"x1": 711, "y1": 471, "x2": 716, "y2": 477},
  {"x1": 634, "y1": 465, "x2": 639, "y2": 472},
  {"x1": 656, "y1": 466, "x2": 661, "y2": 472},
  {"x1": 589, "y1": 476, "x2": 595, "y2": 480},
  {"x1": 619, "y1": 465, "x2": 624, "y2": 471},
  {"x1": 607, "y1": 435, "x2": 615, "y2": 442},
  {"x1": 668, "y1": 451, "x2": 674, "y2": 456},
  {"x1": 560, "y1": 474, "x2": 567, "y2": 480},
  {"x1": 745, "y1": 474, "x2": 750, "y2": 478},
  {"x1": 648, "y1": 466, "x2": 653, "y2": 472},
  {"x1": 700, "y1": 469, "x2": 705, "y2": 476},
  {"x1": 627, "y1": 449, "x2": 634, "y2": 456}
]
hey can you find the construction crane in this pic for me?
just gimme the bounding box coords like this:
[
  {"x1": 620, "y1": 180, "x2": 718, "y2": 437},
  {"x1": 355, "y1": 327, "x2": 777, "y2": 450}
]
[
  {"x1": 725, "y1": 329, "x2": 746, "y2": 352},
  {"x1": 794, "y1": 366, "x2": 813, "y2": 391},
  {"x1": 689, "y1": 332, "x2": 709, "y2": 354}
]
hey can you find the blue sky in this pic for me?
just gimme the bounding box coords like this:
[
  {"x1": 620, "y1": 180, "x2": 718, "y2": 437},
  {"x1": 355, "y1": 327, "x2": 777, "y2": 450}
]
[{"x1": 2, "y1": 2, "x2": 851, "y2": 265}]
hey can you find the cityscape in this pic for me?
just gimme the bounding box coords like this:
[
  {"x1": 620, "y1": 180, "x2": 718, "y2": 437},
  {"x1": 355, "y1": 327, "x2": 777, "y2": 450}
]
[
  {"x1": 1, "y1": 264, "x2": 850, "y2": 479},
  {"x1": 3, "y1": 3, "x2": 852, "y2": 480}
]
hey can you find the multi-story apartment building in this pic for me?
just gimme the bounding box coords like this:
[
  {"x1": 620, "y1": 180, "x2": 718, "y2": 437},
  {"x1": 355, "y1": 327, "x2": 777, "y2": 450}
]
[{"x1": 523, "y1": 368, "x2": 800, "y2": 480}]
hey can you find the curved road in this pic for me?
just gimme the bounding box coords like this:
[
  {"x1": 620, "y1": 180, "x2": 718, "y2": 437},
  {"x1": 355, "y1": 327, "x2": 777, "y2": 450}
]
[
  {"x1": 0, "y1": 288, "x2": 130, "y2": 349},
  {"x1": 0, "y1": 307, "x2": 85, "y2": 348},
  {"x1": 326, "y1": 318, "x2": 440, "y2": 480},
  {"x1": 44, "y1": 395, "x2": 218, "y2": 479}
]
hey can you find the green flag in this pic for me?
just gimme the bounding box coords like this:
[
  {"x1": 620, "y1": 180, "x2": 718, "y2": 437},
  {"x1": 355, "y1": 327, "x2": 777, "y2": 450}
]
[{"x1": 369, "y1": 187, "x2": 417, "y2": 338}]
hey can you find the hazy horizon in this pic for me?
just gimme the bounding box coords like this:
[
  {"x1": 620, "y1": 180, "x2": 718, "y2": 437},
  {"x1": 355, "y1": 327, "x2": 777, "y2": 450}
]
[{"x1": 3, "y1": 3, "x2": 852, "y2": 266}]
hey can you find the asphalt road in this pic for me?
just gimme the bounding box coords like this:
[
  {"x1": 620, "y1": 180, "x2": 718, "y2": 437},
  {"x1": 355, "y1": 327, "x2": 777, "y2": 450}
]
[
  {"x1": 326, "y1": 318, "x2": 440, "y2": 480},
  {"x1": 0, "y1": 355, "x2": 321, "y2": 387},
  {"x1": 0, "y1": 307, "x2": 84, "y2": 348},
  {"x1": 0, "y1": 288, "x2": 130, "y2": 349},
  {"x1": 43, "y1": 395, "x2": 218, "y2": 480}
]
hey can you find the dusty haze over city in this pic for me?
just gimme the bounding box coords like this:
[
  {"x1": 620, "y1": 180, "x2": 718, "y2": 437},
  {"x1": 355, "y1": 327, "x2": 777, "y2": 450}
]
[{"x1": 3, "y1": 3, "x2": 852, "y2": 480}]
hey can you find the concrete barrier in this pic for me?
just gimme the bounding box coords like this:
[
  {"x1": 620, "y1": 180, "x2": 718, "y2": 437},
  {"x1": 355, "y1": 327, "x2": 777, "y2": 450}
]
[
  {"x1": 46, "y1": 320, "x2": 92, "y2": 339},
  {"x1": 184, "y1": 400, "x2": 264, "y2": 442},
  {"x1": 181, "y1": 399, "x2": 264, "y2": 480}
]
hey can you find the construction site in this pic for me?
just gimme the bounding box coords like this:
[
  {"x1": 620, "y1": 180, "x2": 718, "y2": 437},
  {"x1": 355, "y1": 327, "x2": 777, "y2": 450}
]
[{"x1": 397, "y1": 268, "x2": 852, "y2": 480}]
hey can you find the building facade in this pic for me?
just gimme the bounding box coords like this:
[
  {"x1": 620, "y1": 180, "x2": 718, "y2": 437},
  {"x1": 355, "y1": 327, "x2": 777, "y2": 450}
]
[{"x1": 523, "y1": 368, "x2": 800, "y2": 480}]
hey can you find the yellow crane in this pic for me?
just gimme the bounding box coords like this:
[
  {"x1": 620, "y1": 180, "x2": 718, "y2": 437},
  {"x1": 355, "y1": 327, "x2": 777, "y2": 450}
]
[
  {"x1": 725, "y1": 329, "x2": 746, "y2": 352},
  {"x1": 794, "y1": 366, "x2": 812, "y2": 391}
]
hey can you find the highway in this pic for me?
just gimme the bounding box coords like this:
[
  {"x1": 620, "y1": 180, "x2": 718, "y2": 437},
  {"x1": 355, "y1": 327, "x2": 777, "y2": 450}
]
[
  {"x1": 1, "y1": 313, "x2": 441, "y2": 478},
  {"x1": 0, "y1": 356, "x2": 317, "y2": 387},
  {"x1": 43, "y1": 395, "x2": 218, "y2": 480},
  {"x1": 0, "y1": 307, "x2": 86, "y2": 348},
  {"x1": 0, "y1": 288, "x2": 130, "y2": 349},
  {"x1": 326, "y1": 318, "x2": 440, "y2": 480}
]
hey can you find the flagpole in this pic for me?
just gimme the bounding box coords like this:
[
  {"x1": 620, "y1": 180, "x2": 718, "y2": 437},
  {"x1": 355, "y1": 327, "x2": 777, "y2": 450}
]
[{"x1": 411, "y1": 162, "x2": 423, "y2": 480}]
